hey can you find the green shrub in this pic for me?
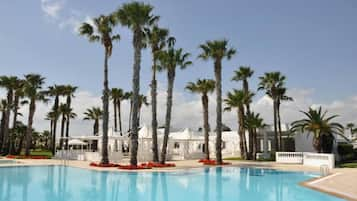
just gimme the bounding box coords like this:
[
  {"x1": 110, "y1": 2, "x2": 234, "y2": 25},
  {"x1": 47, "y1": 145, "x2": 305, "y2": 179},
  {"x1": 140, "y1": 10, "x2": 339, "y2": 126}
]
[{"x1": 338, "y1": 143, "x2": 354, "y2": 161}]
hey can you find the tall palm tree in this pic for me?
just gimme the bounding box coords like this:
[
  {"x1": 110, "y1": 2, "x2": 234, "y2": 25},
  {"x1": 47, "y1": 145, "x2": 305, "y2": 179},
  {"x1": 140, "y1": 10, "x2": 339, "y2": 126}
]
[
  {"x1": 9, "y1": 78, "x2": 25, "y2": 154},
  {"x1": 79, "y1": 15, "x2": 120, "y2": 164},
  {"x1": 244, "y1": 112, "x2": 266, "y2": 160},
  {"x1": 224, "y1": 89, "x2": 254, "y2": 159},
  {"x1": 258, "y1": 72, "x2": 286, "y2": 151},
  {"x1": 276, "y1": 87, "x2": 293, "y2": 150},
  {"x1": 114, "y1": 1, "x2": 158, "y2": 166},
  {"x1": 147, "y1": 25, "x2": 169, "y2": 162},
  {"x1": 0, "y1": 76, "x2": 18, "y2": 155},
  {"x1": 198, "y1": 39, "x2": 236, "y2": 164},
  {"x1": 232, "y1": 66, "x2": 254, "y2": 159},
  {"x1": 23, "y1": 74, "x2": 47, "y2": 156},
  {"x1": 291, "y1": 107, "x2": 345, "y2": 153},
  {"x1": 186, "y1": 79, "x2": 215, "y2": 160},
  {"x1": 63, "y1": 85, "x2": 77, "y2": 148},
  {"x1": 110, "y1": 88, "x2": 124, "y2": 133},
  {"x1": 83, "y1": 107, "x2": 103, "y2": 136},
  {"x1": 158, "y1": 43, "x2": 192, "y2": 164},
  {"x1": 46, "y1": 85, "x2": 67, "y2": 155}
]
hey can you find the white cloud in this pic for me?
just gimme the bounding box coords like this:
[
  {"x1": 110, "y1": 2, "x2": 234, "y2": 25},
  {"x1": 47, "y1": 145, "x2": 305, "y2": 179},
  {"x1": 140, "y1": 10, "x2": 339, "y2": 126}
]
[
  {"x1": 14, "y1": 88, "x2": 357, "y2": 137},
  {"x1": 41, "y1": 0, "x2": 64, "y2": 18}
]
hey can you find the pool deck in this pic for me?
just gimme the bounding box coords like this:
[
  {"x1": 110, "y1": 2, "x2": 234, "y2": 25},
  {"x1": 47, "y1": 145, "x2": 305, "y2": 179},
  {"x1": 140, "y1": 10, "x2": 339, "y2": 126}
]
[{"x1": 1, "y1": 158, "x2": 356, "y2": 201}]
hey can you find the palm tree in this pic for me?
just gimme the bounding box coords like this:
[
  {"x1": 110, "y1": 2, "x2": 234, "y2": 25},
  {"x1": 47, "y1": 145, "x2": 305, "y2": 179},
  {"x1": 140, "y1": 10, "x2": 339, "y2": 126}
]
[
  {"x1": 147, "y1": 25, "x2": 169, "y2": 162},
  {"x1": 198, "y1": 39, "x2": 236, "y2": 164},
  {"x1": 224, "y1": 89, "x2": 254, "y2": 159},
  {"x1": 0, "y1": 99, "x2": 7, "y2": 152},
  {"x1": 79, "y1": 15, "x2": 120, "y2": 164},
  {"x1": 83, "y1": 107, "x2": 103, "y2": 136},
  {"x1": 113, "y1": 1, "x2": 158, "y2": 166},
  {"x1": 125, "y1": 91, "x2": 133, "y2": 132},
  {"x1": 186, "y1": 79, "x2": 215, "y2": 160},
  {"x1": 58, "y1": 104, "x2": 76, "y2": 149},
  {"x1": 232, "y1": 66, "x2": 254, "y2": 159},
  {"x1": 45, "y1": 110, "x2": 57, "y2": 150},
  {"x1": 244, "y1": 112, "x2": 266, "y2": 160},
  {"x1": 23, "y1": 74, "x2": 47, "y2": 156},
  {"x1": 110, "y1": 88, "x2": 125, "y2": 133},
  {"x1": 63, "y1": 85, "x2": 77, "y2": 148},
  {"x1": 158, "y1": 42, "x2": 192, "y2": 164},
  {"x1": 291, "y1": 107, "x2": 345, "y2": 153},
  {"x1": 258, "y1": 72, "x2": 286, "y2": 151},
  {"x1": 346, "y1": 123, "x2": 355, "y2": 138},
  {"x1": 0, "y1": 76, "x2": 18, "y2": 155},
  {"x1": 276, "y1": 87, "x2": 293, "y2": 150},
  {"x1": 46, "y1": 85, "x2": 67, "y2": 155},
  {"x1": 9, "y1": 78, "x2": 25, "y2": 154}
]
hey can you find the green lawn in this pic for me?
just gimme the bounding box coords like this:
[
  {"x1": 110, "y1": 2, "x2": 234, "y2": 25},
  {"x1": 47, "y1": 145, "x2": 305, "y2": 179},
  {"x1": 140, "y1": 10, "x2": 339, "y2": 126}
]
[
  {"x1": 20, "y1": 150, "x2": 53, "y2": 157},
  {"x1": 339, "y1": 162, "x2": 357, "y2": 168}
]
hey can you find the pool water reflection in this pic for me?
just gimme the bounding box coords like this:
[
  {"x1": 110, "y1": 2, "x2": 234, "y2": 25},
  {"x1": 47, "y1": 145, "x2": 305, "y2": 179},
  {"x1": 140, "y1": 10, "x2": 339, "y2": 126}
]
[{"x1": 0, "y1": 166, "x2": 343, "y2": 201}]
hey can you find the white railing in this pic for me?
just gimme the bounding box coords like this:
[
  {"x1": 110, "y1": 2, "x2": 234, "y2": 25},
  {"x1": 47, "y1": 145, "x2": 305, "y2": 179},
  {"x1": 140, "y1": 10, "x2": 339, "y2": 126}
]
[
  {"x1": 303, "y1": 152, "x2": 335, "y2": 169},
  {"x1": 276, "y1": 152, "x2": 304, "y2": 163},
  {"x1": 276, "y1": 152, "x2": 335, "y2": 169}
]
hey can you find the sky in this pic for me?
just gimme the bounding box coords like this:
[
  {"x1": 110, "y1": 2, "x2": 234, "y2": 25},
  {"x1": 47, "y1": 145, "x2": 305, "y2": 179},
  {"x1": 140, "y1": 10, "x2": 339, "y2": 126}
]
[{"x1": 0, "y1": 0, "x2": 357, "y2": 135}]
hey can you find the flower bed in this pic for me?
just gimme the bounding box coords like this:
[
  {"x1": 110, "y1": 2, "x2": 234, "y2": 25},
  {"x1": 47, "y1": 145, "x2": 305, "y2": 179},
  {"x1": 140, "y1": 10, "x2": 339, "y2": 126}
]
[
  {"x1": 142, "y1": 162, "x2": 176, "y2": 168},
  {"x1": 198, "y1": 159, "x2": 215, "y2": 163},
  {"x1": 89, "y1": 162, "x2": 120, "y2": 168},
  {"x1": 202, "y1": 160, "x2": 232, "y2": 166},
  {"x1": 6, "y1": 155, "x2": 50, "y2": 159},
  {"x1": 117, "y1": 164, "x2": 152, "y2": 170}
]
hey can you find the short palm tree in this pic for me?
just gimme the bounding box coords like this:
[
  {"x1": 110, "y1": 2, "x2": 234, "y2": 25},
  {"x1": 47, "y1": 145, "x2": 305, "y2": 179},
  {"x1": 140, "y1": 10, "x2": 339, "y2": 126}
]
[
  {"x1": 63, "y1": 85, "x2": 77, "y2": 147},
  {"x1": 59, "y1": 103, "x2": 76, "y2": 149},
  {"x1": 224, "y1": 89, "x2": 254, "y2": 159},
  {"x1": 138, "y1": 94, "x2": 149, "y2": 125},
  {"x1": 83, "y1": 107, "x2": 103, "y2": 136},
  {"x1": 113, "y1": 1, "x2": 158, "y2": 166},
  {"x1": 147, "y1": 25, "x2": 169, "y2": 162},
  {"x1": 291, "y1": 107, "x2": 345, "y2": 153},
  {"x1": 0, "y1": 76, "x2": 18, "y2": 155},
  {"x1": 244, "y1": 112, "x2": 266, "y2": 160},
  {"x1": 46, "y1": 84, "x2": 67, "y2": 154},
  {"x1": 276, "y1": 87, "x2": 293, "y2": 150},
  {"x1": 23, "y1": 74, "x2": 47, "y2": 156},
  {"x1": 232, "y1": 66, "x2": 254, "y2": 158},
  {"x1": 186, "y1": 79, "x2": 215, "y2": 160},
  {"x1": 158, "y1": 43, "x2": 192, "y2": 164},
  {"x1": 198, "y1": 39, "x2": 236, "y2": 164},
  {"x1": 258, "y1": 72, "x2": 286, "y2": 151},
  {"x1": 110, "y1": 88, "x2": 124, "y2": 133},
  {"x1": 79, "y1": 15, "x2": 120, "y2": 164}
]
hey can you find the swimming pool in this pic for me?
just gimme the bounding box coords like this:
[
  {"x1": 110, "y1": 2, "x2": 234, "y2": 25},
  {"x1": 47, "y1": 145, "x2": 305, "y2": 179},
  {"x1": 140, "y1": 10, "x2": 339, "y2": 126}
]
[{"x1": 0, "y1": 166, "x2": 343, "y2": 201}]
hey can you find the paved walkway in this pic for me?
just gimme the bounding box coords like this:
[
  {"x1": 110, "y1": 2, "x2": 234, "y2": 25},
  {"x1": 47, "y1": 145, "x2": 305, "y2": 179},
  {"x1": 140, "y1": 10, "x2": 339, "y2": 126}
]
[{"x1": 1, "y1": 158, "x2": 356, "y2": 200}]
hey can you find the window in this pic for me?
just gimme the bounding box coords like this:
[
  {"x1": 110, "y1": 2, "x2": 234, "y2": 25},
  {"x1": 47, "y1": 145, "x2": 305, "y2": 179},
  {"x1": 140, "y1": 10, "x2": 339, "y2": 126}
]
[{"x1": 174, "y1": 142, "x2": 180, "y2": 149}]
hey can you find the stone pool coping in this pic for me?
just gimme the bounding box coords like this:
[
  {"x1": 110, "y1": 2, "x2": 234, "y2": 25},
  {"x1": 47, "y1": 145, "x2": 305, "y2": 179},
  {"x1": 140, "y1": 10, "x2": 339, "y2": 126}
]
[{"x1": 1, "y1": 157, "x2": 356, "y2": 200}]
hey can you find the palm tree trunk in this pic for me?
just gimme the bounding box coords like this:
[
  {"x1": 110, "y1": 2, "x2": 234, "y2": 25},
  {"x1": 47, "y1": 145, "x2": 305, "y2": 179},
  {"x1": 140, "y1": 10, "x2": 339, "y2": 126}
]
[
  {"x1": 277, "y1": 100, "x2": 283, "y2": 151},
  {"x1": 113, "y1": 99, "x2": 118, "y2": 132},
  {"x1": 117, "y1": 101, "x2": 122, "y2": 136},
  {"x1": 60, "y1": 114, "x2": 65, "y2": 150},
  {"x1": 130, "y1": 29, "x2": 143, "y2": 166},
  {"x1": 1, "y1": 90, "x2": 13, "y2": 155},
  {"x1": 128, "y1": 100, "x2": 132, "y2": 132},
  {"x1": 94, "y1": 120, "x2": 99, "y2": 136},
  {"x1": 273, "y1": 99, "x2": 280, "y2": 151},
  {"x1": 52, "y1": 96, "x2": 59, "y2": 155},
  {"x1": 243, "y1": 80, "x2": 253, "y2": 160},
  {"x1": 214, "y1": 60, "x2": 223, "y2": 164},
  {"x1": 65, "y1": 96, "x2": 71, "y2": 151},
  {"x1": 202, "y1": 93, "x2": 210, "y2": 160},
  {"x1": 238, "y1": 107, "x2": 247, "y2": 159},
  {"x1": 101, "y1": 48, "x2": 110, "y2": 164},
  {"x1": 0, "y1": 111, "x2": 5, "y2": 151},
  {"x1": 9, "y1": 95, "x2": 19, "y2": 154},
  {"x1": 252, "y1": 129, "x2": 257, "y2": 160},
  {"x1": 25, "y1": 99, "x2": 36, "y2": 156},
  {"x1": 151, "y1": 57, "x2": 159, "y2": 162},
  {"x1": 16, "y1": 132, "x2": 25, "y2": 155},
  {"x1": 160, "y1": 70, "x2": 175, "y2": 164}
]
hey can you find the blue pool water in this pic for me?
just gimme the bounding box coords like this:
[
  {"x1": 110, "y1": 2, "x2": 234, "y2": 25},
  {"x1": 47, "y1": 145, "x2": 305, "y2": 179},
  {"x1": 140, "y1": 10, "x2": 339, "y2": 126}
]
[{"x1": 0, "y1": 166, "x2": 343, "y2": 201}]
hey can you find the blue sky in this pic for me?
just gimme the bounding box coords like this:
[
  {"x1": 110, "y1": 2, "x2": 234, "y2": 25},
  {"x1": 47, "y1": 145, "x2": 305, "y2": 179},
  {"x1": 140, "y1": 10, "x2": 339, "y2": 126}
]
[
  {"x1": 1, "y1": 0, "x2": 356, "y2": 101},
  {"x1": 0, "y1": 0, "x2": 357, "y2": 133}
]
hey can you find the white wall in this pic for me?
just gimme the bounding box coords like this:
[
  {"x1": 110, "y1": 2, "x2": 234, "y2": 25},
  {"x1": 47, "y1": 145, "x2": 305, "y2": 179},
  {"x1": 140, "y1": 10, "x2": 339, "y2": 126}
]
[{"x1": 294, "y1": 133, "x2": 316, "y2": 152}]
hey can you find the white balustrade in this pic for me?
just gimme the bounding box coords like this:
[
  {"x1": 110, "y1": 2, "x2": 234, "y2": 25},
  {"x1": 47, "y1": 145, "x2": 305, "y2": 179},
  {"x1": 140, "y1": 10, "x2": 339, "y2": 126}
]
[{"x1": 276, "y1": 152, "x2": 335, "y2": 169}]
